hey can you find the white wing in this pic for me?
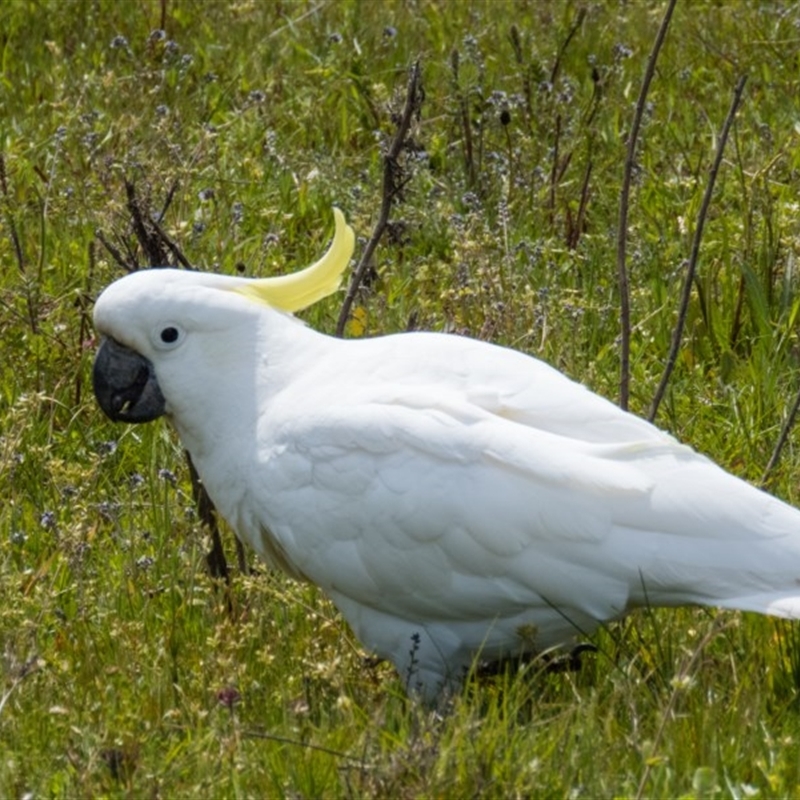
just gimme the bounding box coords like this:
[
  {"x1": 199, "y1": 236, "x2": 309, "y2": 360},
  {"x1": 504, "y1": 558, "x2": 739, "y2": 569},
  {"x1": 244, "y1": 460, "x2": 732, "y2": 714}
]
[{"x1": 237, "y1": 331, "x2": 800, "y2": 693}]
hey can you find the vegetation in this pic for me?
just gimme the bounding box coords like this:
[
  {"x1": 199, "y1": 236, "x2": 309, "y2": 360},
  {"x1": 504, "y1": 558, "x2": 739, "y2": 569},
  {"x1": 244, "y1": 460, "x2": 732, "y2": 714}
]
[{"x1": 3, "y1": 0, "x2": 800, "y2": 795}]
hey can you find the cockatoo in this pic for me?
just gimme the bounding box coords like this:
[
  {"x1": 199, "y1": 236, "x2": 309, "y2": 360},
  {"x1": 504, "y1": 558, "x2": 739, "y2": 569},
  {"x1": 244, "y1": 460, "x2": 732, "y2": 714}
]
[{"x1": 93, "y1": 208, "x2": 800, "y2": 701}]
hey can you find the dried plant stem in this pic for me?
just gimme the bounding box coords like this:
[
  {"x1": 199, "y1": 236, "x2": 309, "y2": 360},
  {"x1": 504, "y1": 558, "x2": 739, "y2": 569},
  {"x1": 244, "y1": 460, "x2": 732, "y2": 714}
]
[
  {"x1": 0, "y1": 152, "x2": 39, "y2": 335},
  {"x1": 567, "y1": 156, "x2": 592, "y2": 250},
  {"x1": 548, "y1": 114, "x2": 561, "y2": 227},
  {"x1": 617, "y1": 0, "x2": 677, "y2": 410},
  {"x1": 95, "y1": 229, "x2": 132, "y2": 272},
  {"x1": 648, "y1": 74, "x2": 748, "y2": 422},
  {"x1": 452, "y1": 49, "x2": 476, "y2": 188},
  {"x1": 761, "y1": 382, "x2": 800, "y2": 486},
  {"x1": 187, "y1": 451, "x2": 238, "y2": 582},
  {"x1": 242, "y1": 728, "x2": 368, "y2": 768},
  {"x1": 0, "y1": 153, "x2": 25, "y2": 273},
  {"x1": 100, "y1": 179, "x2": 236, "y2": 580},
  {"x1": 74, "y1": 240, "x2": 96, "y2": 407},
  {"x1": 148, "y1": 213, "x2": 194, "y2": 269},
  {"x1": 335, "y1": 60, "x2": 423, "y2": 337},
  {"x1": 549, "y1": 7, "x2": 586, "y2": 86}
]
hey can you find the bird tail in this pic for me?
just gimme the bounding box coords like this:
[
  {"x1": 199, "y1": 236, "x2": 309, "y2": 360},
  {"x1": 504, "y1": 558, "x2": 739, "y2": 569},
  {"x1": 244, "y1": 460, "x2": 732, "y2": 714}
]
[{"x1": 716, "y1": 593, "x2": 800, "y2": 620}]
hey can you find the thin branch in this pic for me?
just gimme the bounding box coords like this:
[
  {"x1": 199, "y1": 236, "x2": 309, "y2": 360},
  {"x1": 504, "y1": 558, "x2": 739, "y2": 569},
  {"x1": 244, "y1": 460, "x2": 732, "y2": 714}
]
[
  {"x1": 548, "y1": 114, "x2": 561, "y2": 228},
  {"x1": 567, "y1": 157, "x2": 592, "y2": 250},
  {"x1": 75, "y1": 240, "x2": 96, "y2": 407},
  {"x1": 648, "y1": 74, "x2": 748, "y2": 422},
  {"x1": 99, "y1": 177, "x2": 235, "y2": 584},
  {"x1": 95, "y1": 228, "x2": 134, "y2": 272},
  {"x1": 617, "y1": 0, "x2": 677, "y2": 411},
  {"x1": 125, "y1": 180, "x2": 171, "y2": 266},
  {"x1": 549, "y1": 7, "x2": 586, "y2": 86},
  {"x1": 99, "y1": 182, "x2": 193, "y2": 270},
  {"x1": 336, "y1": 60, "x2": 423, "y2": 337},
  {"x1": 157, "y1": 179, "x2": 179, "y2": 224},
  {"x1": 509, "y1": 25, "x2": 533, "y2": 132},
  {"x1": 187, "y1": 451, "x2": 232, "y2": 584},
  {"x1": 450, "y1": 49, "x2": 476, "y2": 188},
  {"x1": 0, "y1": 153, "x2": 25, "y2": 273},
  {"x1": 761, "y1": 380, "x2": 800, "y2": 487},
  {"x1": 125, "y1": 180, "x2": 159, "y2": 264},
  {"x1": 235, "y1": 728, "x2": 369, "y2": 768},
  {"x1": 148, "y1": 213, "x2": 194, "y2": 269}
]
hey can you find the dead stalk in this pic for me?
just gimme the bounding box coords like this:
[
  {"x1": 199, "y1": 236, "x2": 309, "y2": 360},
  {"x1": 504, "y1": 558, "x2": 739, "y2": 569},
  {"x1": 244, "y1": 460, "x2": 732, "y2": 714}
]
[
  {"x1": 617, "y1": 0, "x2": 677, "y2": 411},
  {"x1": 336, "y1": 61, "x2": 423, "y2": 337},
  {"x1": 648, "y1": 74, "x2": 747, "y2": 422}
]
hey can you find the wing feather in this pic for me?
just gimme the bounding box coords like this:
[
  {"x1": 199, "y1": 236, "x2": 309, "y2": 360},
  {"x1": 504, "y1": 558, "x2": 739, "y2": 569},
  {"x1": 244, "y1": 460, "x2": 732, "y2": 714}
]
[{"x1": 238, "y1": 331, "x2": 800, "y2": 681}]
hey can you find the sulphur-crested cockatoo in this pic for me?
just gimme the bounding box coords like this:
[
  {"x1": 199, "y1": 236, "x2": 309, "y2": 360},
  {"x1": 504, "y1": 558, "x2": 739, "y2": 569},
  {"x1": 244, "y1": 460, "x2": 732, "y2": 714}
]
[{"x1": 93, "y1": 208, "x2": 800, "y2": 700}]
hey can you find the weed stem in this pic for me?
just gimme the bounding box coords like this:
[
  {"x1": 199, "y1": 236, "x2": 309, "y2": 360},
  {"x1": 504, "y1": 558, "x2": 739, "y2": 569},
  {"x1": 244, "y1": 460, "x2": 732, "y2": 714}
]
[
  {"x1": 336, "y1": 61, "x2": 423, "y2": 337},
  {"x1": 648, "y1": 74, "x2": 748, "y2": 422},
  {"x1": 617, "y1": 0, "x2": 677, "y2": 410}
]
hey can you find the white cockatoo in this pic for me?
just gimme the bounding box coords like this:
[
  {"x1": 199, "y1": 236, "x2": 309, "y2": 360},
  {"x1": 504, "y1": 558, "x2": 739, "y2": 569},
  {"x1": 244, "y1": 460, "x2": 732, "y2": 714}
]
[{"x1": 93, "y1": 209, "x2": 800, "y2": 701}]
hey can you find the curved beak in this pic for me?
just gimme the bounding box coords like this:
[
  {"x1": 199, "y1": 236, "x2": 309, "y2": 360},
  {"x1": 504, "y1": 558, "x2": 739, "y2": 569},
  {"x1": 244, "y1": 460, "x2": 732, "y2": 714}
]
[{"x1": 93, "y1": 337, "x2": 166, "y2": 423}]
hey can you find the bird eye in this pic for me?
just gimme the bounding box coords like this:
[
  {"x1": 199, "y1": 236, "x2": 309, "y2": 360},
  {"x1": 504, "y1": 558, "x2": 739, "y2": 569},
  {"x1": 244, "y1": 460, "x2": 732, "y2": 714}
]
[
  {"x1": 153, "y1": 324, "x2": 184, "y2": 350},
  {"x1": 160, "y1": 327, "x2": 179, "y2": 344}
]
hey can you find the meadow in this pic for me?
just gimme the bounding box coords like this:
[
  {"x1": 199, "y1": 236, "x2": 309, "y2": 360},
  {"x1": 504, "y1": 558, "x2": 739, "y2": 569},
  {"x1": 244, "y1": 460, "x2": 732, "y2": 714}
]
[{"x1": 3, "y1": 0, "x2": 800, "y2": 795}]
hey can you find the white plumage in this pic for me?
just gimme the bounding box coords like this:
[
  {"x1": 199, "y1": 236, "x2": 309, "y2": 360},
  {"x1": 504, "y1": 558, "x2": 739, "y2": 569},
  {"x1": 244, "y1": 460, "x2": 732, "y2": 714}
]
[{"x1": 93, "y1": 210, "x2": 800, "y2": 700}]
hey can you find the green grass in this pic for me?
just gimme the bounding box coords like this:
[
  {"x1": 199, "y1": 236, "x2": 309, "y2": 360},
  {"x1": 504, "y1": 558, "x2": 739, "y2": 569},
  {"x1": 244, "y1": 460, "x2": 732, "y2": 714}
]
[{"x1": 4, "y1": 0, "x2": 800, "y2": 795}]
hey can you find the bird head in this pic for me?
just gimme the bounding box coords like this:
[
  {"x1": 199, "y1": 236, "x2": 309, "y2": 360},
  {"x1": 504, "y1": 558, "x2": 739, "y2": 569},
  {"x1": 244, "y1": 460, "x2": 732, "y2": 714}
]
[{"x1": 92, "y1": 208, "x2": 354, "y2": 425}]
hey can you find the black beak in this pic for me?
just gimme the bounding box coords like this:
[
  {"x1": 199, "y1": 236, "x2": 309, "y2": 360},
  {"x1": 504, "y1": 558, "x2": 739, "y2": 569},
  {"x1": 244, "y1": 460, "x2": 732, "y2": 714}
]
[{"x1": 93, "y1": 337, "x2": 166, "y2": 423}]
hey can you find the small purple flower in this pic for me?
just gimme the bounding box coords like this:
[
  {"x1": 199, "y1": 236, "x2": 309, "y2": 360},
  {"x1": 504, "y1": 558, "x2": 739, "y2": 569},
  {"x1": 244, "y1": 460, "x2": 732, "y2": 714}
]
[
  {"x1": 613, "y1": 42, "x2": 633, "y2": 61},
  {"x1": 461, "y1": 191, "x2": 481, "y2": 211},
  {"x1": 97, "y1": 501, "x2": 121, "y2": 521},
  {"x1": 158, "y1": 468, "x2": 177, "y2": 486},
  {"x1": 40, "y1": 511, "x2": 57, "y2": 530},
  {"x1": 217, "y1": 686, "x2": 241, "y2": 708},
  {"x1": 98, "y1": 440, "x2": 118, "y2": 456}
]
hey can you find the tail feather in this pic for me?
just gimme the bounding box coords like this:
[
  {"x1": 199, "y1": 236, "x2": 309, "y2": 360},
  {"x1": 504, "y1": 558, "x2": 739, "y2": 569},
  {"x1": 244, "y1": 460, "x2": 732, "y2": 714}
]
[{"x1": 716, "y1": 593, "x2": 800, "y2": 620}]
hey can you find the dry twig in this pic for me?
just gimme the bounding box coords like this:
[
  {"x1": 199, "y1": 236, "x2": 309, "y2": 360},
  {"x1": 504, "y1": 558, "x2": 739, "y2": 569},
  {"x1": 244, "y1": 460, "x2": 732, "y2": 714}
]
[
  {"x1": 648, "y1": 74, "x2": 748, "y2": 422},
  {"x1": 761, "y1": 381, "x2": 800, "y2": 487},
  {"x1": 97, "y1": 180, "x2": 236, "y2": 581},
  {"x1": 0, "y1": 153, "x2": 25, "y2": 273},
  {"x1": 335, "y1": 60, "x2": 424, "y2": 337},
  {"x1": 617, "y1": 0, "x2": 677, "y2": 410}
]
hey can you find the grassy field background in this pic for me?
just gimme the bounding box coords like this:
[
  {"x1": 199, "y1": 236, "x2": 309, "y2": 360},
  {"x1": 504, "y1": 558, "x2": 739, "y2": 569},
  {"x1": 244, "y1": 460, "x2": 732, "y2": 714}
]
[{"x1": 4, "y1": 0, "x2": 800, "y2": 795}]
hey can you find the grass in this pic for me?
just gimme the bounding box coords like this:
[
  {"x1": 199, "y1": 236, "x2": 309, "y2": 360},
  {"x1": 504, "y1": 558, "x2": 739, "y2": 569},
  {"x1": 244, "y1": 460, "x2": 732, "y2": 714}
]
[{"x1": 3, "y1": 0, "x2": 800, "y2": 795}]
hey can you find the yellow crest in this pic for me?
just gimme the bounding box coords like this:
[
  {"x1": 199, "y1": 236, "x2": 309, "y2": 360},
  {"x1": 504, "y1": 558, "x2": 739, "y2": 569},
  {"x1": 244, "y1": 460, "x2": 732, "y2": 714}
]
[{"x1": 233, "y1": 208, "x2": 354, "y2": 312}]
